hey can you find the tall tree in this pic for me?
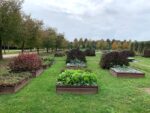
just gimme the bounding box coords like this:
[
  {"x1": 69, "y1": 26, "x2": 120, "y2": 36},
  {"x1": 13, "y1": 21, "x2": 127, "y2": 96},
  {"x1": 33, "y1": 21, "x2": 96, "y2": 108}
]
[
  {"x1": 73, "y1": 38, "x2": 79, "y2": 48},
  {"x1": 79, "y1": 38, "x2": 83, "y2": 48},
  {"x1": 16, "y1": 15, "x2": 31, "y2": 53},
  {"x1": 122, "y1": 40, "x2": 129, "y2": 49},
  {"x1": 0, "y1": 0, "x2": 22, "y2": 60},
  {"x1": 83, "y1": 38, "x2": 88, "y2": 48},
  {"x1": 112, "y1": 41, "x2": 118, "y2": 50},
  {"x1": 106, "y1": 39, "x2": 111, "y2": 49},
  {"x1": 56, "y1": 33, "x2": 65, "y2": 50},
  {"x1": 43, "y1": 28, "x2": 57, "y2": 52}
]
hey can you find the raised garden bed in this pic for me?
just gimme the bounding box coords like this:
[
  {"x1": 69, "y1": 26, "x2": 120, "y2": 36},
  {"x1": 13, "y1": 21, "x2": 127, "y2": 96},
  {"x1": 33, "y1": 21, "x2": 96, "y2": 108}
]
[
  {"x1": 0, "y1": 73, "x2": 31, "y2": 94},
  {"x1": 61, "y1": 68, "x2": 92, "y2": 73},
  {"x1": 66, "y1": 63, "x2": 86, "y2": 68},
  {"x1": 56, "y1": 70, "x2": 98, "y2": 94},
  {"x1": 66, "y1": 59, "x2": 87, "y2": 69},
  {"x1": 31, "y1": 68, "x2": 44, "y2": 78},
  {"x1": 128, "y1": 57, "x2": 135, "y2": 62},
  {"x1": 42, "y1": 60, "x2": 54, "y2": 69},
  {"x1": 110, "y1": 66, "x2": 145, "y2": 78},
  {"x1": 41, "y1": 57, "x2": 54, "y2": 69},
  {"x1": 56, "y1": 85, "x2": 98, "y2": 94}
]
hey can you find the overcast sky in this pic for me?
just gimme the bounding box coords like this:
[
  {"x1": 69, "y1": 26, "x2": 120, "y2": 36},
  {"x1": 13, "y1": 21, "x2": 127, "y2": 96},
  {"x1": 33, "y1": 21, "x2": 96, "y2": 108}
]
[{"x1": 22, "y1": 0, "x2": 150, "y2": 41}]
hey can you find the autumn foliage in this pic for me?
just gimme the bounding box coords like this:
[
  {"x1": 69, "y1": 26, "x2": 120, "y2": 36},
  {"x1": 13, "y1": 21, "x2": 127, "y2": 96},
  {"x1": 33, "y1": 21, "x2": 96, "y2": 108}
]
[{"x1": 9, "y1": 53, "x2": 42, "y2": 72}]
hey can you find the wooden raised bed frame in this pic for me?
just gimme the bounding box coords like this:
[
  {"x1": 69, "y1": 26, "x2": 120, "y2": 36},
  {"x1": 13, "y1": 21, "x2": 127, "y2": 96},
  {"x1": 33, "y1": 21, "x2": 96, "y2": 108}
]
[
  {"x1": 110, "y1": 69, "x2": 145, "y2": 78},
  {"x1": 56, "y1": 85, "x2": 98, "y2": 94},
  {"x1": 42, "y1": 64, "x2": 49, "y2": 69},
  {"x1": 0, "y1": 78, "x2": 30, "y2": 94},
  {"x1": 42, "y1": 61, "x2": 54, "y2": 69},
  {"x1": 31, "y1": 68, "x2": 43, "y2": 78}
]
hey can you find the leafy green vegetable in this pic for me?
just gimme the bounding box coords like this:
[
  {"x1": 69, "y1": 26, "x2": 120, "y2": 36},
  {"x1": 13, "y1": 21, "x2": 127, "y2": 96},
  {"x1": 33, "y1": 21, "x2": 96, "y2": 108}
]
[{"x1": 57, "y1": 70, "x2": 97, "y2": 86}]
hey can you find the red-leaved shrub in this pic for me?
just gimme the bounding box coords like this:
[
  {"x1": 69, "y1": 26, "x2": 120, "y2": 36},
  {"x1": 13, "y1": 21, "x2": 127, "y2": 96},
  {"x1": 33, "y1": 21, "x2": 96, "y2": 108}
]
[
  {"x1": 66, "y1": 48, "x2": 86, "y2": 63},
  {"x1": 9, "y1": 53, "x2": 42, "y2": 72},
  {"x1": 120, "y1": 50, "x2": 135, "y2": 57},
  {"x1": 100, "y1": 51, "x2": 129, "y2": 69}
]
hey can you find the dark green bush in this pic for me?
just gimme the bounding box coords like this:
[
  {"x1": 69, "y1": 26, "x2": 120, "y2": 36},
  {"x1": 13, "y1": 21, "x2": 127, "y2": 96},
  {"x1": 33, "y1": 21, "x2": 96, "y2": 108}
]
[{"x1": 84, "y1": 49, "x2": 96, "y2": 56}]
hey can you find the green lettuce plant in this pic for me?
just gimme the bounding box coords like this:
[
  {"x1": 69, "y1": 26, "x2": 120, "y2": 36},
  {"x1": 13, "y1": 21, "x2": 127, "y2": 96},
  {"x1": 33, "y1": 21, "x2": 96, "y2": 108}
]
[{"x1": 57, "y1": 70, "x2": 97, "y2": 86}]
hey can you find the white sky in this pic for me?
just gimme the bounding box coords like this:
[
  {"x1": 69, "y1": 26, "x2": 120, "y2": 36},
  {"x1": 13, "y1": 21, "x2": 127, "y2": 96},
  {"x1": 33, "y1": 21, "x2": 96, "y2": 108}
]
[{"x1": 23, "y1": 0, "x2": 150, "y2": 41}]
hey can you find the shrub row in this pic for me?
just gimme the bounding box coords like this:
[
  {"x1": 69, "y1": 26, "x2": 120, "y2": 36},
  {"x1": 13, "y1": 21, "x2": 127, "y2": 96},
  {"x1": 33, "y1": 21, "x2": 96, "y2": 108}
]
[
  {"x1": 66, "y1": 49, "x2": 86, "y2": 63},
  {"x1": 100, "y1": 51, "x2": 129, "y2": 69},
  {"x1": 143, "y1": 49, "x2": 150, "y2": 57}
]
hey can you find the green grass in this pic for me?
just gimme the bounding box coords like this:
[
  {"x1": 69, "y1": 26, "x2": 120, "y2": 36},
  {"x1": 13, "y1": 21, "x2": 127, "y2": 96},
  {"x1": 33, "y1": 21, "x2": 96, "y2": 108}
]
[
  {"x1": 0, "y1": 54, "x2": 150, "y2": 113},
  {"x1": 130, "y1": 56, "x2": 150, "y2": 73}
]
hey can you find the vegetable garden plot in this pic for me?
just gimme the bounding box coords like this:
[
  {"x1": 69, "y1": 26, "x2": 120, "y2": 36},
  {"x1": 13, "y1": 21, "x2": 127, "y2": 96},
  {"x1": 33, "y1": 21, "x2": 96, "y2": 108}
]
[
  {"x1": 31, "y1": 68, "x2": 44, "y2": 77},
  {"x1": 56, "y1": 70, "x2": 99, "y2": 94},
  {"x1": 56, "y1": 86, "x2": 98, "y2": 94},
  {"x1": 66, "y1": 49, "x2": 87, "y2": 69},
  {"x1": 0, "y1": 73, "x2": 31, "y2": 94},
  {"x1": 110, "y1": 66, "x2": 145, "y2": 78},
  {"x1": 66, "y1": 61, "x2": 87, "y2": 68},
  {"x1": 41, "y1": 57, "x2": 54, "y2": 69},
  {"x1": 128, "y1": 57, "x2": 135, "y2": 62}
]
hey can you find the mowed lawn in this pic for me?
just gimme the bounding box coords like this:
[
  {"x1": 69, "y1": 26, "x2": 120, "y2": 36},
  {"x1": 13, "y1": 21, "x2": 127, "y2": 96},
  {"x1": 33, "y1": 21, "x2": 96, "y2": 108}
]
[{"x1": 0, "y1": 53, "x2": 150, "y2": 113}]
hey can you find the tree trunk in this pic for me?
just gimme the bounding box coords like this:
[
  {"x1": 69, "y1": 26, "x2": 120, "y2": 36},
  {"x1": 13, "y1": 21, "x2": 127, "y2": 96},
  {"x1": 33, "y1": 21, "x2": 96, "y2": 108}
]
[
  {"x1": 37, "y1": 48, "x2": 39, "y2": 54},
  {"x1": 3, "y1": 43, "x2": 6, "y2": 54},
  {"x1": 21, "y1": 41, "x2": 25, "y2": 53},
  {"x1": 0, "y1": 36, "x2": 3, "y2": 60},
  {"x1": 30, "y1": 48, "x2": 32, "y2": 52},
  {"x1": 7, "y1": 44, "x2": 10, "y2": 53},
  {"x1": 46, "y1": 48, "x2": 49, "y2": 53}
]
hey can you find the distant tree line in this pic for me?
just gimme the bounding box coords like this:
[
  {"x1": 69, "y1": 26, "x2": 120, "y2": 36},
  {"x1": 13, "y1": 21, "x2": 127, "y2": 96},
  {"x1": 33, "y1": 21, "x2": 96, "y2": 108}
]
[
  {"x1": 69, "y1": 38, "x2": 131, "y2": 50},
  {"x1": 0, "y1": 0, "x2": 149, "y2": 60},
  {"x1": 130, "y1": 41, "x2": 150, "y2": 55}
]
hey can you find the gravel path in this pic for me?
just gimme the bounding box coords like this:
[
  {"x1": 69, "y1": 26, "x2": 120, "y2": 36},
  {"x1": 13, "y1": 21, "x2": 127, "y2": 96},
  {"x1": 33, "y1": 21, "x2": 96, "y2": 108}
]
[{"x1": 3, "y1": 54, "x2": 19, "y2": 59}]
